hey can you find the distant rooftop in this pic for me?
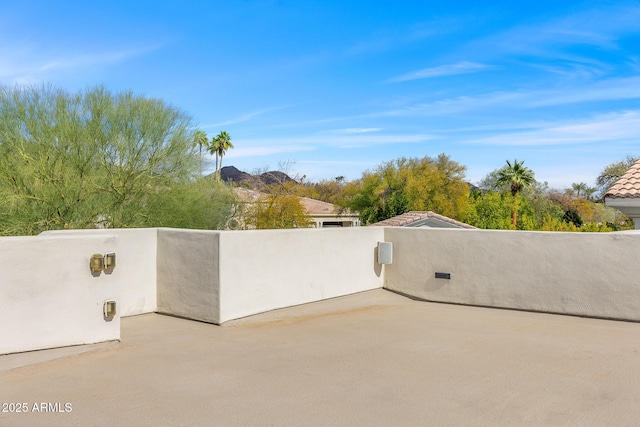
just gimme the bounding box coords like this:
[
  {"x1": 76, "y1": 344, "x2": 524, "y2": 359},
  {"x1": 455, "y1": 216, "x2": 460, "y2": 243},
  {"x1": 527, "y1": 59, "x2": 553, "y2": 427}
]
[
  {"x1": 299, "y1": 197, "x2": 357, "y2": 217},
  {"x1": 233, "y1": 188, "x2": 345, "y2": 216},
  {"x1": 371, "y1": 211, "x2": 477, "y2": 229},
  {"x1": 605, "y1": 159, "x2": 640, "y2": 199}
]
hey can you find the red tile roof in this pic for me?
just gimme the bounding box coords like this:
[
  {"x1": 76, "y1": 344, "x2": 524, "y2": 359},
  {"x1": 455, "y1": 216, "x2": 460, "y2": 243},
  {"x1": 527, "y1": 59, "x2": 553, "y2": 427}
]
[{"x1": 605, "y1": 159, "x2": 640, "y2": 199}]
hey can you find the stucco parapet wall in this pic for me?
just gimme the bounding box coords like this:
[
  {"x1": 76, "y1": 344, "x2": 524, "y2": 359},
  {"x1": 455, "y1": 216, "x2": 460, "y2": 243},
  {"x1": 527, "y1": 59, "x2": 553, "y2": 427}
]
[
  {"x1": 0, "y1": 233, "x2": 120, "y2": 354},
  {"x1": 383, "y1": 227, "x2": 640, "y2": 321},
  {"x1": 217, "y1": 227, "x2": 386, "y2": 323},
  {"x1": 156, "y1": 229, "x2": 222, "y2": 324},
  {"x1": 41, "y1": 228, "x2": 159, "y2": 316}
]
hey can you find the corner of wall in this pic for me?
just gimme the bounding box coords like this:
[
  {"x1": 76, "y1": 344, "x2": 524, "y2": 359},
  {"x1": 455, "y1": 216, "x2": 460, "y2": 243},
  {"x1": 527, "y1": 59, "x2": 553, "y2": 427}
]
[{"x1": 156, "y1": 229, "x2": 221, "y2": 324}]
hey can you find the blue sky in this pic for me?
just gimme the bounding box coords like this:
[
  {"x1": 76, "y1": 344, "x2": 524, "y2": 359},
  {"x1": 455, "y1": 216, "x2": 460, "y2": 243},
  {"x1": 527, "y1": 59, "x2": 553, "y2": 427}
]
[{"x1": 2, "y1": 0, "x2": 639, "y2": 188}]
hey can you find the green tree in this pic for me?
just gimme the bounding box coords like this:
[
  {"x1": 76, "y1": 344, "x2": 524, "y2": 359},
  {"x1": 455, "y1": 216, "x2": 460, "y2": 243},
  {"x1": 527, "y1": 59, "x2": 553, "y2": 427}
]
[
  {"x1": 521, "y1": 182, "x2": 565, "y2": 229},
  {"x1": 463, "y1": 191, "x2": 513, "y2": 229},
  {"x1": 145, "y1": 179, "x2": 238, "y2": 229},
  {"x1": 583, "y1": 187, "x2": 597, "y2": 201},
  {"x1": 596, "y1": 155, "x2": 639, "y2": 197},
  {"x1": 302, "y1": 176, "x2": 349, "y2": 205},
  {"x1": 238, "y1": 178, "x2": 313, "y2": 229},
  {"x1": 477, "y1": 168, "x2": 509, "y2": 192},
  {"x1": 496, "y1": 159, "x2": 536, "y2": 228},
  {"x1": 243, "y1": 192, "x2": 312, "y2": 229},
  {"x1": 192, "y1": 130, "x2": 210, "y2": 176},
  {"x1": 0, "y1": 84, "x2": 235, "y2": 235},
  {"x1": 345, "y1": 155, "x2": 471, "y2": 225},
  {"x1": 563, "y1": 210, "x2": 583, "y2": 227},
  {"x1": 571, "y1": 182, "x2": 588, "y2": 198},
  {"x1": 211, "y1": 131, "x2": 233, "y2": 181}
]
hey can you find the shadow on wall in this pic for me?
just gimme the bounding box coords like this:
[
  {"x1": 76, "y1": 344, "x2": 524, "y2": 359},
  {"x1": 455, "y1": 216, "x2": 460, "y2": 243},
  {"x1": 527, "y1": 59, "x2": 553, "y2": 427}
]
[{"x1": 373, "y1": 246, "x2": 382, "y2": 277}]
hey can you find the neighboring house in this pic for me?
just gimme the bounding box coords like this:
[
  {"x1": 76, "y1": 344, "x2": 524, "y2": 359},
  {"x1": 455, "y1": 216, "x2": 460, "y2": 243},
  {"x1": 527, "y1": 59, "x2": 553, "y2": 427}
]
[
  {"x1": 233, "y1": 188, "x2": 360, "y2": 228},
  {"x1": 370, "y1": 211, "x2": 477, "y2": 229},
  {"x1": 234, "y1": 187, "x2": 267, "y2": 204},
  {"x1": 604, "y1": 159, "x2": 640, "y2": 230},
  {"x1": 299, "y1": 197, "x2": 360, "y2": 228}
]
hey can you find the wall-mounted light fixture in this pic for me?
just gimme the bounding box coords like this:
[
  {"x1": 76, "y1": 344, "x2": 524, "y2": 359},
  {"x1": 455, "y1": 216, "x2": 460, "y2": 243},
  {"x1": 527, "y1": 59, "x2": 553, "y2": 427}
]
[
  {"x1": 377, "y1": 242, "x2": 393, "y2": 265},
  {"x1": 104, "y1": 253, "x2": 116, "y2": 270},
  {"x1": 90, "y1": 254, "x2": 105, "y2": 273},
  {"x1": 90, "y1": 253, "x2": 117, "y2": 274},
  {"x1": 104, "y1": 300, "x2": 117, "y2": 318}
]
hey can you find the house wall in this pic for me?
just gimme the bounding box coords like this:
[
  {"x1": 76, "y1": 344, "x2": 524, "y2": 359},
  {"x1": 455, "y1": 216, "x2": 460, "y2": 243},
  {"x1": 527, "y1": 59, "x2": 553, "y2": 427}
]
[
  {"x1": 310, "y1": 215, "x2": 361, "y2": 228},
  {"x1": 384, "y1": 228, "x2": 640, "y2": 321},
  {"x1": 156, "y1": 229, "x2": 221, "y2": 324},
  {"x1": 42, "y1": 229, "x2": 158, "y2": 317},
  {"x1": 218, "y1": 227, "x2": 385, "y2": 323},
  {"x1": 0, "y1": 234, "x2": 120, "y2": 354}
]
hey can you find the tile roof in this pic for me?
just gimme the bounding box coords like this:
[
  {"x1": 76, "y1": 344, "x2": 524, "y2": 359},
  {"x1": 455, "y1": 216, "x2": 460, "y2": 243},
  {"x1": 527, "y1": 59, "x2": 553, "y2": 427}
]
[
  {"x1": 233, "y1": 187, "x2": 267, "y2": 202},
  {"x1": 299, "y1": 197, "x2": 341, "y2": 215},
  {"x1": 605, "y1": 159, "x2": 640, "y2": 199},
  {"x1": 370, "y1": 211, "x2": 477, "y2": 229},
  {"x1": 233, "y1": 188, "x2": 357, "y2": 216}
]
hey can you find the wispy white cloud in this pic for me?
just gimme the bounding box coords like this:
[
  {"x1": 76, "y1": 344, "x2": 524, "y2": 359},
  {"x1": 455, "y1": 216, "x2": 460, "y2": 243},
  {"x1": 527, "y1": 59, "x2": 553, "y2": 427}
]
[
  {"x1": 627, "y1": 55, "x2": 640, "y2": 72},
  {"x1": 304, "y1": 133, "x2": 431, "y2": 147},
  {"x1": 450, "y1": 5, "x2": 640, "y2": 82},
  {"x1": 228, "y1": 133, "x2": 433, "y2": 157},
  {"x1": 0, "y1": 43, "x2": 161, "y2": 84},
  {"x1": 523, "y1": 61, "x2": 609, "y2": 80},
  {"x1": 525, "y1": 76, "x2": 640, "y2": 107},
  {"x1": 346, "y1": 16, "x2": 469, "y2": 56},
  {"x1": 293, "y1": 159, "x2": 380, "y2": 181},
  {"x1": 355, "y1": 75, "x2": 640, "y2": 119},
  {"x1": 205, "y1": 105, "x2": 294, "y2": 127},
  {"x1": 41, "y1": 46, "x2": 160, "y2": 71},
  {"x1": 327, "y1": 128, "x2": 382, "y2": 134},
  {"x1": 297, "y1": 160, "x2": 376, "y2": 165},
  {"x1": 387, "y1": 61, "x2": 491, "y2": 82},
  {"x1": 263, "y1": 73, "x2": 640, "y2": 130},
  {"x1": 476, "y1": 5, "x2": 640, "y2": 56},
  {"x1": 224, "y1": 144, "x2": 314, "y2": 159},
  {"x1": 464, "y1": 110, "x2": 640, "y2": 146}
]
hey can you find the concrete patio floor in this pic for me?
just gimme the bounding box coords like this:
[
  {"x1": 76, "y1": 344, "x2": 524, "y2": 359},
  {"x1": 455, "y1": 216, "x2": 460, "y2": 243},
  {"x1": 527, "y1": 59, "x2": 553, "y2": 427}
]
[{"x1": 2, "y1": 289, "x2": 640, "y2": 426}]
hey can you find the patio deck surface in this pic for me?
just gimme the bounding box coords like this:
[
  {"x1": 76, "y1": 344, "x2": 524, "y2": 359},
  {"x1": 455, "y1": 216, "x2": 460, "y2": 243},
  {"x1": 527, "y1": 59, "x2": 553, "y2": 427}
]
[{"x1": 2, "y1": 289, "x2": 640, "y2": 426}]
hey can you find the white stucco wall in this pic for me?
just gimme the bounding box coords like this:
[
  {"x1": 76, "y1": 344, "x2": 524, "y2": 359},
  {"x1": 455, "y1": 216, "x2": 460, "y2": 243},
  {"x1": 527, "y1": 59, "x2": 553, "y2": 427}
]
[
  {"x1": 1, "y1": 234, "x2": 120, "y2": 354},
  {"x1": 218, "y1": 227, "x2": 385, "y2": 323},
  {"x1": 156, "y1": 229, "x2": 221, "y2": 324},
  {"x1": 11, "y1": 225, "x2": 639, "y2": 356},
  {"x1": 384, "y1": 228, "x2": 640, "y2": 321},
  {"x1": 42, "y1": 229, "x2": 158, "y2": 317}
]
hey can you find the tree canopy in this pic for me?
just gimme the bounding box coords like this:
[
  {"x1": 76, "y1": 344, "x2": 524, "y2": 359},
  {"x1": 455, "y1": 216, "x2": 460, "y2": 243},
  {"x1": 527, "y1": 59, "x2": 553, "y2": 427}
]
[
  {"x1": 211, "y1": 131, "x2": 233, "y2": 181},
  {"x1": 0, "y1": 85, "x2": 236, "y2": 235},
  {"x1": 496, "y1": 159, "x2": 536, "y2": 197},
  {"x1": 495, "y1": 159, "x2": 536, "y2": 227},
  {"x1": 192, "y1": 130, "x2": 210, "y2": 176},
  {"x1": 344, "y1": 154, "x2": 471, "y2": 225},
  {"x1": 596, "y1": 155, "x2": 639, "y2": 197}
]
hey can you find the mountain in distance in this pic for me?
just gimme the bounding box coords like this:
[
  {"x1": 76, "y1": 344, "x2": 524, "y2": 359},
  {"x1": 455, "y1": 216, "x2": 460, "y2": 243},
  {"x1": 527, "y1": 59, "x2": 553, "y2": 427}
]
[{"x1": 217, "y1": 166, "x2": 296, "y2": 188}]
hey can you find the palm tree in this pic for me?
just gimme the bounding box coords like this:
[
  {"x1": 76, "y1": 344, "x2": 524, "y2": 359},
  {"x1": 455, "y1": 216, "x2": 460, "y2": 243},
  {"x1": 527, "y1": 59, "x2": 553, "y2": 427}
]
[
  {"x1": 571, "y1": 182, "x2": 588, "y2": 199},
  {"x1": 192, "y1": 130, "x2": 209, "y2": 176},
  {"x1": 209, "y1": 137, "x2": 221, "y2": 179},
  {"x1": 583, "y1": 187, "x2": 597, "y2": 201},
  {"x1": 211, "y1": 131, "x2": 233, "y2": 181},
  {"x1": 496, "y1": 159, "x2": 535, "y2": 228}
]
